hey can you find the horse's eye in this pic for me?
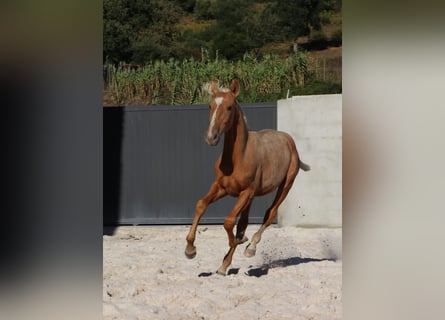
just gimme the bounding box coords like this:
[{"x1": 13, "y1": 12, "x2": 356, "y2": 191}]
[{"x1": 228, "y1": 106, "x2": 232, "y2": 111}]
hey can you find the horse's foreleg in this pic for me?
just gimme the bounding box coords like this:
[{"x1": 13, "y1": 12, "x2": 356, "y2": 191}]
[
  {"x1": 235, "y1": 202, "x2": 251, "y2": 244},
  {"x1": 185, "y1": 182, "x2": 226, "y2": 259},
  {"x1": 216, "y1": 190, "x2": 254, "y2": 275}
]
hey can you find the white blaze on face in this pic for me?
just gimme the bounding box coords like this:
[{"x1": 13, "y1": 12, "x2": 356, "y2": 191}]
[{"x1": 208, "y1": 97, "x2": 224, "y2": 139}]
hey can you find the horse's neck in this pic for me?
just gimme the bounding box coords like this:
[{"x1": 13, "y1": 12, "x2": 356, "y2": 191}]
[{"x1": 222, "y1": 105, "x2": 248, "y2": 169}]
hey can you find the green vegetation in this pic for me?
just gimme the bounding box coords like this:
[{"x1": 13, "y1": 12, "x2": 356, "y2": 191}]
[
  {"x1": 104, "y1": 0, "x2": 340, "y2": 63},
  {"x1": 103, "y1": 50, "x2": 341, "y2": 106},
  {"x1": 103, "y1": 0, "x2": 342, "y2": 105}
]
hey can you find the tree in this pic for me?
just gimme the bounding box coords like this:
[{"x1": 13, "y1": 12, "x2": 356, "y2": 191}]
[
  {"x1": 172, "y1": 0, "x2": 196, "y2": 13},
  {"x1": 104, "y1": 0, "x2": 133, "y2": 63},
  {"x1": 194, "y1": 0, "x2": 214, "y2": 20},
  {"x1": 103, "y1": 0, "x2": 339, "y2": 64},
  {"x1": 258, "y1": 0, "x2": 335, "y2": 41},
  {"x1": 205, "y1": 0, "x2": 258, "y2": 59},
  {"x1": 103, "y1": 0, "x2": 183, "y2": 64}
]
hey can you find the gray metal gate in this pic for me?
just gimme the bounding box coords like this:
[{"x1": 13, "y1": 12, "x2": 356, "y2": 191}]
[{"x1": 104, "y1": 103, "x2": 277, "y2": 225}]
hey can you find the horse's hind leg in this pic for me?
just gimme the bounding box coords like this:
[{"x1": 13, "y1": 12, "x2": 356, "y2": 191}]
[
  {"x1": 185, "y1": 182, "x2": 226, "y2": 259},
  {"x1": 245, "y1": 165, "x2": 298, "y2": 257}
]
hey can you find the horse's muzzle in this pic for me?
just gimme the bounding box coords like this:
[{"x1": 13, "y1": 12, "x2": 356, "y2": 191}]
[{"x1": 205, "y1": 132, "x2": 220, "y2": 146}]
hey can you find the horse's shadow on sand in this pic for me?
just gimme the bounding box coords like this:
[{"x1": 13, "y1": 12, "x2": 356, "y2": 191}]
[{"x1": 199, "y1": 256, "x2": 335, "y2": 278}]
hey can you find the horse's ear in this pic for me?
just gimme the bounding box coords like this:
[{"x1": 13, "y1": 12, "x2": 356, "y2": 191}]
[
  {"x1": 210, "y1": 81, "x2": 219, "y2": 95},
  {"x1": 230, "y1": 79, "x2": 240, "y2": 97}
]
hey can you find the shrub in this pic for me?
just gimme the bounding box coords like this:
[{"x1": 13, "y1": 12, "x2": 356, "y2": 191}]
[
  {"x1": 308, "y1": 31, "x2": 329, "y2": 50},
  {"x1": 330, "y1": 28, "x2": 342, "y2": 46}
]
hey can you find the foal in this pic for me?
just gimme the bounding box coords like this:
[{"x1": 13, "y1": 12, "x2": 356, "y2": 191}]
[{"x1": 185, "y1": 79, "x2": 310, "y2": 275}]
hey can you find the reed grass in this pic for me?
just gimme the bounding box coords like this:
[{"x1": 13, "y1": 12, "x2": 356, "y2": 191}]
[{"x1": 103, "y1": 49, "x2": 340, "y2": 106}]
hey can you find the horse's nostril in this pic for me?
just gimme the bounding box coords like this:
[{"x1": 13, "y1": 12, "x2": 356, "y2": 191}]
[{"x1": 213, "y1": 134, "x2": 218, "y2": 140}]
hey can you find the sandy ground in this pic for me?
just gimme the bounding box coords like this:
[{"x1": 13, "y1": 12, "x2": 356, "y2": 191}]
[{"x1": 103, "y1": 225, "x2": 342, "y2": 320}]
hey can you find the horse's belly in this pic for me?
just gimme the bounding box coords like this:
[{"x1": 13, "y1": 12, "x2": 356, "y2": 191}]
[
  {"x1": 255, "y1": 185, "x2": 277, "y2": 196},
  {"x1": 256, "y1": 154, "x2": 289, "y2": 189}
]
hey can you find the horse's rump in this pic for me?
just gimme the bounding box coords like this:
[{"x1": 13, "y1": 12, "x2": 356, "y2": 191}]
[{"x1": 249, "y1": 129, "x2": 296, "y2": 194}]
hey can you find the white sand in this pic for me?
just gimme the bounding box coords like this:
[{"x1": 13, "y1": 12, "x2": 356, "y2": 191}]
[{"x1": 103, "y1": 225, "x2": 342, "y2": 319}]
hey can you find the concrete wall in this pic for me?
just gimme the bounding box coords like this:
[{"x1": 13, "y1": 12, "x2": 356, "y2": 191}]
[{"x1": 277, "y1": 94, "x2": 342, "y2": 227}]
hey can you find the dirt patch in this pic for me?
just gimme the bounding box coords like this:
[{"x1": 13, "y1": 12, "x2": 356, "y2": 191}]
[{"x1": 103, "y1": 225, "x2": 342, "y2": 319}]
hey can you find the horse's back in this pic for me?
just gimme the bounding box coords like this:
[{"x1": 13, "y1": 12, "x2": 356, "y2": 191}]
[{"x1": 254, "y1": 129, "x2": 296, "y2": 155}]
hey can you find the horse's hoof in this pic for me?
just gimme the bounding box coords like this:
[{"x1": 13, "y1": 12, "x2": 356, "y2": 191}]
[
  {"x1": 185, "y1": 247, "x2": 196, "y2": 259},
  {"x1": 244, "y1": 247, "x2": 256, "y2": 258},
  {"x1": 216, "y1": 269, "x2": 226, "y2": 276}
]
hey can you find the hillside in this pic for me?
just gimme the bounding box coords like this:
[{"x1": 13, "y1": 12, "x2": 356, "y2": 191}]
[
  {"x1": 104, "y1": 0, "x2": 341, "y2": 62},
  {"x1": 103, "y1": 0, "x2": 342, "y2": 105}
]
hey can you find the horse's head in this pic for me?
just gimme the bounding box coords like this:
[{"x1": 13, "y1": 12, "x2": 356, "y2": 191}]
[{"x1": 205, "y1": 79, "x2": 240, "y2": 146}]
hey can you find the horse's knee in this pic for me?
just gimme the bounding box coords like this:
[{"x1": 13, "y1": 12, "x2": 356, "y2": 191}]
[
  {"x1": 223, "y1": 217, "x2": 237, "y2": 247},
  {"x1": 195, "y1": 199, "x2": 208, "y2": 214},
  {"x1": 223, "y1": 216, "x2": 236, "y2": 231}
]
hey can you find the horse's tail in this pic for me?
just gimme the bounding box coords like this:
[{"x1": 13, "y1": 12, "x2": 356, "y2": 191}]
[{"x1": 299, "y1": 159, "x2": 311, "y2": 172}]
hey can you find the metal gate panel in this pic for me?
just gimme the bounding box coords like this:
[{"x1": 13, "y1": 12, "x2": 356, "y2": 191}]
[{"x1": 104, "y1": 103, "x2": 277, "y2": 225}]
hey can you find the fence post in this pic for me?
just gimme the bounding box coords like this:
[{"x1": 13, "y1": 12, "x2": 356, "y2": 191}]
[{"x1": 323, "y1": 58, "x2": 326, "y2": 81}]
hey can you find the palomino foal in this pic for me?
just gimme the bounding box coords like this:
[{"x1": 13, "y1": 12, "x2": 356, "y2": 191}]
[{"x1": 185, "y1": 79, "x2": 310, "y2": 275}]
